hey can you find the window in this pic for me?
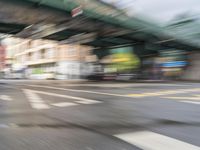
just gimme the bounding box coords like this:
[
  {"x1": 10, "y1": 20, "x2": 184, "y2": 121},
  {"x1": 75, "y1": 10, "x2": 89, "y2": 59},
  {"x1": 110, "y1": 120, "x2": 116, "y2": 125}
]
[
  {"x1": 41, "y1": 49, "x2": 45, "y2": 59},
  {"x1": 45, "y1": 48, "x2": 55, "y2": 59},
  {"x1": 28, "y1": 53, "x2": 32, "y2": 61},
  {"x1": 21, "y1": 55, "x2": 26, "y2": 63},
  {"x1": 32, "y1": 52, "x2": 40, "y2": 60},
  {"x1": 67, "y1": 45, "x2": 77, "y2": 56}
]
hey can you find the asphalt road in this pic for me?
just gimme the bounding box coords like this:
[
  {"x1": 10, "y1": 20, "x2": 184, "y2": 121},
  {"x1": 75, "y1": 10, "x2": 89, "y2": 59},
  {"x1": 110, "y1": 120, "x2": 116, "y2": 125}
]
[{"x1": 1, "y1": 80, "x2": 200, "y2": 150}]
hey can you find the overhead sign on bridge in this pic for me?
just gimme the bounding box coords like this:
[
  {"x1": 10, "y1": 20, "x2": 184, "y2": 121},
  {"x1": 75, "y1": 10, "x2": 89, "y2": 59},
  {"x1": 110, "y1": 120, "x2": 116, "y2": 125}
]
[{"x1": 71, "y1": 6, "x2": 83, "y2": 17}]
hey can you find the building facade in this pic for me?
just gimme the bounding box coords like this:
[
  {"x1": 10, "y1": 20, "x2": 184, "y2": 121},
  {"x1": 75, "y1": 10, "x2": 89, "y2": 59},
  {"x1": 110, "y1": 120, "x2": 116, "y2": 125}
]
[{"x1": 3, "y1": 37, "x2": 92, "y2": 79}]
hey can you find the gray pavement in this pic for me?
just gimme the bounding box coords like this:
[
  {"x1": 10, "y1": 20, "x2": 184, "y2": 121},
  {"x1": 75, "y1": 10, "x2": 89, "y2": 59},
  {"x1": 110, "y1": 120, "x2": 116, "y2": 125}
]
[{"x1": 1, "y1": 80, "x2": 200, "y2": 150}]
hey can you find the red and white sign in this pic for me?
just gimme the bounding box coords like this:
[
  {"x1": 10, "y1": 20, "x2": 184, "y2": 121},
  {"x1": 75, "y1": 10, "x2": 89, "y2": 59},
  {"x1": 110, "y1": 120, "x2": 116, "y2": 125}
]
[
  {"x1": 71, "y1": 6, "x2": 83, "y2": 17},
  {"x1": 0, "y1": 45, "x2": 6, "y2": 70}
]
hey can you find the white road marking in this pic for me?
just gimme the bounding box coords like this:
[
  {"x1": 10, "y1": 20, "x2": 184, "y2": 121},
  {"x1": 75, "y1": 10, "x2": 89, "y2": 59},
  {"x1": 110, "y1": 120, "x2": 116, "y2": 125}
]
[
  {"x1": 23, "y1": 84, "x2": 132, "y2": 98},
  {"x1": 23, "y1": 89, "x2": 101, "y2": 110},
  {"x1": 181, "y1": 101, "x2": 200, "y2": 105},
  {"x1": 0, "y1": 95, "x2": 12, "y2": 101},
  {"x1": 164, "y1": 94, "x2": 200, "y2": 101},
  {"x1": 115, "y1": 131, "x2": 200, "y2": 150},
  {"x1": 23, "y1": 89, "x2": 102, "y2": 104},
  {"x1": 76, "y1": 99, "x2": 101, "y2": 104},
  {"x1": 31, "y1": 103, "x2": 50, "y2": 109},
  {"x1": 23, "y1": 84, "x2": 200, "y2": 98},
  {"x1": 58, "y1": 83, "x2": 188, "y2": 87},
  {"x1": 51, "y1": 102, "x2": 78, "y2": 107},
  {"x1": 128, "y1": 88, "x2": 200, "y2": 97},
  {"x1": 23, "y1": 89, "x2": 50, "y2": 110}
]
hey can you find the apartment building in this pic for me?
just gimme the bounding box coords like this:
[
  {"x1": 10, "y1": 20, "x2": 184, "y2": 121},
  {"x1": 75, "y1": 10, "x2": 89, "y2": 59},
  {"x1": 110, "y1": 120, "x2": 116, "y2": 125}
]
[
  {"x1": 56, "y1": 44, "x2": 92, "y2": 79},
  {"x1": 4, "y1": 37, "x2": 93, "y2": 79}
]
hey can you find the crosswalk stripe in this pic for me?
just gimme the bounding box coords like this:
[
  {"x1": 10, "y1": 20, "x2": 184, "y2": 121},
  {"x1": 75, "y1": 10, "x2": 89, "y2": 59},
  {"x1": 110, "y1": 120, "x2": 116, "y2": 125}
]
[
  {"x1": 25, "y1": 89, "x2": 102, "y2": 104},
  {"x1": 31, "y1": 103, "x2": 50, "y2": 109},
  {"x1": 115, "y1": 131, "x2": 200, "y2": 150},
  {"x1": 76, "y1": 99, "x2": 102, "y2": 104},
  {"x1": 23, "y1": 89, "x2": 101, "y2": 110},
  {"x1": 0, "y1": 95, "x2": 12, "y2": 101},
  {"x1": 51, "y1": 102, "x2": 78, "y2": 107},
  {"x1": 23, "y1": 89, "x2": 50, "y2": 110},
  {"x1": 22, "y1": 84, "x2": 200, "y2": 98},
  {"x1": 23, "y1": 84, "x2": 131, "y2": 98}
]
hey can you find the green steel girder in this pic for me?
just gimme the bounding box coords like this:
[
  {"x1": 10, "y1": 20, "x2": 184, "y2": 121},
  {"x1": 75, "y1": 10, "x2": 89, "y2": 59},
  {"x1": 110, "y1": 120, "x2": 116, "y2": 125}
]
[
  {"x1": 22, "y1": 0, "x2": 199, "y2": 48},
  {"x1": 22, "y1": 0, "x2": 164, "y2": 37},
  {"x1": 2, "y1": 0, "x2": 199, "y2": 50},
  {"x1": 101, "y1": 37, "x2": 132, "y2": 44},
  {"x1": 44, "y1": 29, "x2": 85, "y2": 41}
]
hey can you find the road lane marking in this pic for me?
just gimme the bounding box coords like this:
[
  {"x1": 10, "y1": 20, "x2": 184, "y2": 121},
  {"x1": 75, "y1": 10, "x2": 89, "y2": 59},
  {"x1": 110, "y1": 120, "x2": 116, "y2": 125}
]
[
  {"x1": 27, "y1": 89, "x2": 102, "y2": 104},
  {"x1": 115, "y1": 131, "x2": 200, "y2": 150},
  {"x1": 31, "y1": 103, "x2": 50, "y2": 109},
  {"x1": 58, "y1": 83, "x2": 187, "y2": 87},
  {"x1": 164, "y1": 94, "x2": 200, "y2": 101},
  {"x1": 128, "y1": 88, "x2": 200, "y2": 97},
  {"x1": 165, "y1": 97, "x2": 200, "y2": 100},
  {"x1": 23, "y1": 89, "x2": 50, "y2": 110},
  {"x1": 51, "y1": 102, "x2": 78, "y2": 107},
  {"x1": 22, "y1": 84, "x2": 200, "y2": 98},
  {"x1": 181, "y1": 101, "x2": 200, "y2": 104},
  {"x1": 23, "y1": 84, "x2": 128, "y2": 98},
  {"x1": 76, "y1": 99, "x2": 101, "y2": 104},
  {"x1": 0, "y1": 95, "x2": 12, "y2": 101},
  {"x1": 23, "y1": 89, "x2": 101, "y2": 110}
]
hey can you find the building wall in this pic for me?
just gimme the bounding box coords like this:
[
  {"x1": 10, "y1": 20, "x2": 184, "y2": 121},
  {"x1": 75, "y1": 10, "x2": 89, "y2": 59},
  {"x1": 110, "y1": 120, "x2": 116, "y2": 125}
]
[
  {"x1": 0, "y1": 45, "x2": 6, "y2": 71},
  {"x1": 57, "y1": 44, "x2": 91, "y2": 62},
  {"x1": 2, "y1": 37, "x2": 93, "y2": 79},
  {"x1": 14, "y1": 40, "x2": 58, "y2": 65},
  {"x1": 56, "y1": 44, "x2": 92, "y2": 79}
]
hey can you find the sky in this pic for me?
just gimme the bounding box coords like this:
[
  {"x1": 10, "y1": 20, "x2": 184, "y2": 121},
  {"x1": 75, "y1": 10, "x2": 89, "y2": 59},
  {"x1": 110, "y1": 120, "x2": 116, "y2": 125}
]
[
  {"x1": 101, "y1": 0, "x2": 200, "y2": 25},
  {"x1": 133, "y1": 0, "x2": 200, "y2": 23}
]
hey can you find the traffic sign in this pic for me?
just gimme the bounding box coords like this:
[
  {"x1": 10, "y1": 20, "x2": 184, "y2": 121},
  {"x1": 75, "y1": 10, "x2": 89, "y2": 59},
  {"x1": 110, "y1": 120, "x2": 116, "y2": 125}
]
[{"x1": 71, "y1": 6, "x2": 83, "y2": 17}]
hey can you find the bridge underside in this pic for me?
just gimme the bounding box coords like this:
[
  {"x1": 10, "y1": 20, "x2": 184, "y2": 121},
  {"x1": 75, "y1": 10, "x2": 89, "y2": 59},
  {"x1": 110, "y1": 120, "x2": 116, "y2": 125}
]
[{"x1": 0, "y1": 0, "x2": 198, "y2": 56}]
